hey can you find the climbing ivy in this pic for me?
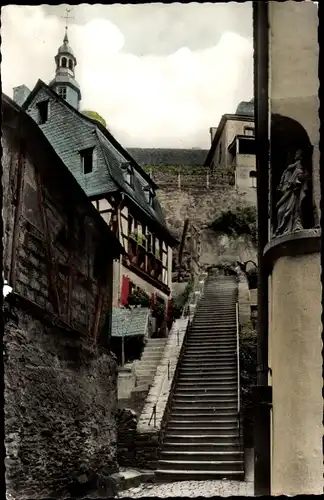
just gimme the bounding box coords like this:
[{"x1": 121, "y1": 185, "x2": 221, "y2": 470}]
[
  {"x1": 210, "y1": 206, "x2": 257, "y2": 244},
  {"x1": 240, "y1": 321, "x2": 257, "y2": 446},
  {"x1": 172, "y1": 280, "x2": 194, "y2": 319}
]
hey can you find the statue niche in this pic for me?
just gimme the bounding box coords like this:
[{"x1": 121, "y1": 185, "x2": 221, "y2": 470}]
[{"x1": 271, "y1": 114, "x2": 317, "y2": 238}]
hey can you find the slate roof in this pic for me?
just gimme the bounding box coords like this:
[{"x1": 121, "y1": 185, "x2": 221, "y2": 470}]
[
  {"x1": 2, "y1": 92, "x2": 125, "y2": 259},
  {"x1": 111, "y1": 307, "x2": 150, "y2": 338},
  {"x1": 22, "y1": 80, "x2": 177, "y2": 246},
  {"x1": 235, "y1": 98, "x2": 254, "y2": 117},
  {"x1": 127, "y1": 148, "x2": 209, "y2": 167}
]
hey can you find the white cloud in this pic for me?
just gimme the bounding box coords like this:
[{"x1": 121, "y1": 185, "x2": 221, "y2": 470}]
[{"x1": 1, "y1": 5, "x2": 253, "y2": 148}]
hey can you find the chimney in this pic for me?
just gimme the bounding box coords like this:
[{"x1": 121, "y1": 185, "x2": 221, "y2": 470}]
[
  {"x1": 209, "y1": 127, "x2": 217, "y2": 145},
  {"x1": 13, "y1": 85, "x2": 31, "y2": 107}
]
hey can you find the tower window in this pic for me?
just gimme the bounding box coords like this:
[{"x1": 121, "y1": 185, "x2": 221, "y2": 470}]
[
  {"x1": 68, "y1": 59, "x2": 73, "y2": 70},
  {"x1": 36, "y1": 100, "x2": 49, "y2": 124},
  {"x1": 62, "y1": 57, "x2": 67, "y2": 68},
  {"x1": 58, "y1": 86, "x2": 67, "y2": 100},
  {"x1": 249, "y1": 170, "x2": 257, "y2": 188},
  {"x1": 244, "y1": 126, "x2": 255, "y2": 136},
  {"x1": 80, "y1": 148, "x2": 94, "y2": 175}
]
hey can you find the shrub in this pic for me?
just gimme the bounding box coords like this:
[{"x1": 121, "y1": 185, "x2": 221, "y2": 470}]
[
  {"x1": 210, "y1": 206, "x2": 257, "y2": 243},
  {"x1": 240, "y1": 321, "x2": 257, "y2": 446}
]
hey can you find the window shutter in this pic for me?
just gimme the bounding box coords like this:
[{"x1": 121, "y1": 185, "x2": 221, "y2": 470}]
[{"x1": 120, "y1": 276, "x2": 130, "y2": 306}]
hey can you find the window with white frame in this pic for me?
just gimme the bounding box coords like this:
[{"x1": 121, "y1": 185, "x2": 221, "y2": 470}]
[
  {"x1": 244, "y1": 126, "x2": 255, "y2": 136},
  {"x1": 58, "y1": 86, "x2": 67, "y2": 100},
  {"x1": 249, "y1": 170, "x2": 257, "y2": 188}
]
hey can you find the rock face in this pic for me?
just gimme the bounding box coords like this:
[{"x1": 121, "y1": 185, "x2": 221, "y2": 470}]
[
  {"x1": 4, "y1": 310, "x2": 118, "y2": 499},
  {"x1": 157, "y1": 185, "x2": 257, "y2": 267}
]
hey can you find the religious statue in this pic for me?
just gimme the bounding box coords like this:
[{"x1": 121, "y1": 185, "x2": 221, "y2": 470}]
[{"x1": 274, "y1": 149, "x2": 310, "y2": 237}]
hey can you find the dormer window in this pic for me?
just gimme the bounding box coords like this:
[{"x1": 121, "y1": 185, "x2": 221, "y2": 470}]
[
  {"x1": 143, "y1": 186, "x2": 154, "y2": 206},
  {"x1": 80, "y1": 147, "x2": 94, "y2": 175},
  {"x1": 121, "y1": 162, "x2": 134, "y2": 187},
  {"x1": 58, "y1": 86, "x2": 67, "y2": 100},
  {"x1": 36, "y1": 100, "x2": 49, "y2": 124}
]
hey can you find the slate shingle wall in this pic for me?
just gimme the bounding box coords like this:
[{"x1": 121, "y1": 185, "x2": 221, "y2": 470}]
[{"x1": 26, "y1": 89, "x2": 117, "y2": 197}]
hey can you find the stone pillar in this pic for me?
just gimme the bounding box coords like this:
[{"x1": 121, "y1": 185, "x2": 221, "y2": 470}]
[
  {"x1": 269, "y1": 1, "x2": 320, "y2": 226},
  {"x1": 264, "y1": 2, "x2": 322, "y2": 495},
  {"x1": 265, "y1": 230, "x2": 323, "y2": 495}
]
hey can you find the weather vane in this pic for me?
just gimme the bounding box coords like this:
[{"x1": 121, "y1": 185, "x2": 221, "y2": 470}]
[{"x1": 61, "y1": 7, "x2": 74, "y2": 35}]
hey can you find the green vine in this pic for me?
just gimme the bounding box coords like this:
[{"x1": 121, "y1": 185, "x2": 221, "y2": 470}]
[
  {"x1": 210, "y1": 206, "x2": 257, "y2": 243},
  {"x1": 240, "y1": 321, "x2": 257, "y2": 446}
]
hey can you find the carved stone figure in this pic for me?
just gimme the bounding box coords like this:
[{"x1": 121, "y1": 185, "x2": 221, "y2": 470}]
[{"x1": 274, "y1": 149, "x2": 310, "y2": 237}]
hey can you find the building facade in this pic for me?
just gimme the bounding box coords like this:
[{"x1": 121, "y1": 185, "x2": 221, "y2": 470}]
[
  {"x1": 2, "y1": 93, "x2": 124, "y2": 498},
  {"x1": 205, "y1": 100, "x2": 257, "y2": 204},
  {"x1": 13, "y1": 30, "x2": 177, "y2": 310}
]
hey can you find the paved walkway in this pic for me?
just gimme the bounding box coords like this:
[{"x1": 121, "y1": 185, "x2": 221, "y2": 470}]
[{"x1": 120, "y1": 479, "x2": 254, "y2": 497}]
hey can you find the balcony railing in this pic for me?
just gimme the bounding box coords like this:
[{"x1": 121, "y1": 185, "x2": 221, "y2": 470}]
[{"x1": 123, "y1": 235, "x2": 166, "y2": 284}]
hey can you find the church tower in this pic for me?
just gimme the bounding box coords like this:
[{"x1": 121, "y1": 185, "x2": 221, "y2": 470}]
[{"x1": 49, "y1": 27, "x2": 81, "y2": 109}]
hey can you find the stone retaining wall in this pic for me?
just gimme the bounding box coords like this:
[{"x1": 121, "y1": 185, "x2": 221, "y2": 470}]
[
  {"x1": 135, "y1": 318, "x2": 189, "y2": 468},
  {"x1": 4, "y1": 309, "x2": 118, "y2": 499}
]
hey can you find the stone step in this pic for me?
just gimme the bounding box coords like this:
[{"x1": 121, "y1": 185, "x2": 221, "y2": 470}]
[
  {"x1": 140, "y1": 354, "x2": 163, "y2": 361},
  {"x1": 185, "y1": 347, "x2": 237, "y2": 354},
  {"x1": 142, "y1": 346, "x2": 165, "y2": 353},
  {"x1": 177, "y1": 381, "x2": 237, "y2": 389},
  {"x1": 158, "y1": 459, "x2": 243, "y2": 472},
  {"x1": 186, "y1": 344, "x2": 236, "y2": 350},
  {"x1": 177, "y1": 375, "x2": 237, "y2": 382},
  {"x1": 174, "y1": 392, "x2": 237, "y2": 399},
  {"x1": 160, "y1": 450, "x2": 242, "y2": 460},
  {"x1": 187, "y1": 337, "x2": 236, "y2": 343},
  {"x1": 162, "y1": 440, "x2": 240, "y2": 451},
  {"x1": 182, "y1": 353, "x2": 236, "y2": 359},
  {"x1": 180, "y1": 363, "x2": 237, "y2": 371},
  {"x1": 181, "y1": 356, "x2": 236, "y2": 363},
  {"x1": 168, "y1": 419, "x2": 238, "y2": 428},
  {"x1": 191, "y1": 324, "x2": 237, "y2": 329},
  {"x1": 170, "y1": 407, "x2": 238, "y2": 416},
  {"x1": 155, "y1": 469, "x2": 244, "y2": 482},
  {"x1": 166, "y1": 425, "x2": 238, "y2": 435},
  {"x1": 135, "y1": 366, "x2": 157, "y2": 373},
  {"x1": 173, "y1": 398, "x2": 237, "y2": 406}
]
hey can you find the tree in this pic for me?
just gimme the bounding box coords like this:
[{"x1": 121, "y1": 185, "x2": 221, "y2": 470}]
[{"x1": 82, "y1": 110, "x2": 107, "y2": 128}]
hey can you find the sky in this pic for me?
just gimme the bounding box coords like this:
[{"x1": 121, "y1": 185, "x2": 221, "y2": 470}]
[{"x1": 1, "y1": 3, "x2": 253, "y2": 149}]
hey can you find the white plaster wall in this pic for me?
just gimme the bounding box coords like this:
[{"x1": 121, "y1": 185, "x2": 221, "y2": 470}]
[
  {"x1": 269, "y1": 0, "x2": 320, "y2": 217},
  {"x1": 121, "y1": 265, "x2": 169, "y2": 304},
  {"x1": 270, "y1": 253, "x2": 323, "y2": 495}
]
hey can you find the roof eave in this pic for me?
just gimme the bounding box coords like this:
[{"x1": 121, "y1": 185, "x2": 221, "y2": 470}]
[{"x1": 204, "y1": 113, "x2": 255, "y2": 166}]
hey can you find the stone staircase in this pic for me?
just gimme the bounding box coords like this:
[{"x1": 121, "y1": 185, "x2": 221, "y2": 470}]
[
  {"x1": 135, "y1": 338, "x2": 168, "y2": 389},
  {"x1": 156, "y1": 275, "x2": 243, "y2": 481}
]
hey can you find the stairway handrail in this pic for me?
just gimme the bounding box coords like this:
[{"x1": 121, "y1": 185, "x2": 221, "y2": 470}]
[
  {"x1": 236, "y1": 301, "x2": 240, "y2": 415},
  {"x1": 148, "y1": 275, "x2": 207, "y2": 428}
]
